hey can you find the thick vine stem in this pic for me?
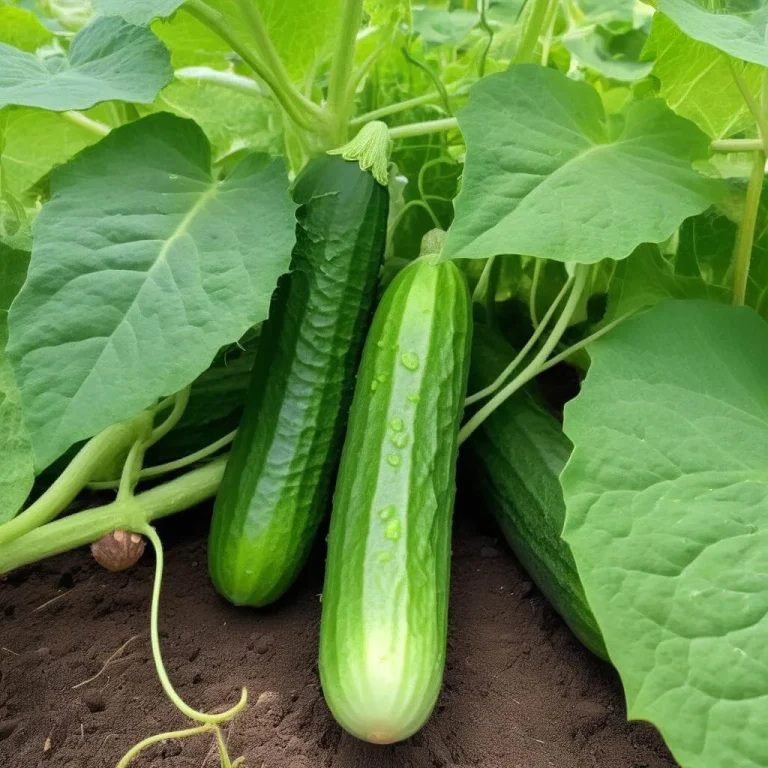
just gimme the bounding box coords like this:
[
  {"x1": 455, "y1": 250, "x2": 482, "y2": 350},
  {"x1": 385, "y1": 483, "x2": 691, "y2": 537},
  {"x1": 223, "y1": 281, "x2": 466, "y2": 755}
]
[
  {"x1": 711, "y1": 138, "x2": 764, "y2": 153},
  {"x1": 183, "y1": 0, "x2": 321, "y2": 131},
  {"x1": 350, "y1": 82, "x2": 470, "y2": 127},
  {"x1": 458, "y1": 263, "x2": 590, "y2": 445},
  {"x1": 141, "y1": 525, "x2": 248, "y2": 725},
  {"x1": 514, "y1": 0, "x2": 555, "y2": 65},
  {"x1": 389, "y1": 117, "x2": 459, "y2": 140},
  {"x1": 327, "y1": 0, "x2": 365, "y2": 140},
  {"x1": 0, "y1": 457, "x2": 228, "y2": 575},
  {"x1": 61, "y1": 111, "x2": 110, "y2": 137},
  {"x1": 732, "y1": 149, "x2": 765, "y2": 306},
  {"x1": 0, "y1": 412, "x2": 152, "y2": 547}
]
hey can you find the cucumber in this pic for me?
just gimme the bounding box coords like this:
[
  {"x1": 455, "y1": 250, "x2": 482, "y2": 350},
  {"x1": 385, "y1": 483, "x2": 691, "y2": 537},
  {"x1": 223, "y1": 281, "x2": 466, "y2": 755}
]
[
  {"x1": 208, "y1": 155, "x2": 388, "y2": 607},
  {"x1": 465, "y1": 327, "x2": 607, "y2": 659},
  {"x1": 319, "y1": 251, "x2": 472, "y2": 744}
]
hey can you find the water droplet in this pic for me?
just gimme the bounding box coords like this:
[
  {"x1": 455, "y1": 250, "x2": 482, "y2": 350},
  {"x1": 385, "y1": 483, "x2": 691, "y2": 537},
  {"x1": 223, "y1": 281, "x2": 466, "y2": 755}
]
[
  {"x1": 378, "y1": 505, "x2": 395, "y2": 521},
  {"x1": 376, "y1": 373, "x2": 387, "y2": 383},
  {"x1": 386, "y1": 453, "x2": 401, "y2": 467},
  {"x1": 385, "y1": 519, "x2": 401, "y2": 541},
  {"x1": 389, "y1": 418, "x2": 404, "y2": 432},
  {"x1": 169, "y1": 173, "x2": 178, "y2": 180},
  {"x1": 371, "y1": 380, "x2": 379, "y2": 392},
  {"x1": 376, "y1": 551, "x2": 393, "y2": 563},
  {"x1": 391, "y1": 432, "x2": 408, "y2": 449},
  {"x1": 407, "y1": 392, "x2": 420, "y2": 405},
  {"x1": 401, "y1": 351, "x2": 420, "y2": 371},
  {"x1": 377, "y1": 340, "x2": 386, "y2": 349}
]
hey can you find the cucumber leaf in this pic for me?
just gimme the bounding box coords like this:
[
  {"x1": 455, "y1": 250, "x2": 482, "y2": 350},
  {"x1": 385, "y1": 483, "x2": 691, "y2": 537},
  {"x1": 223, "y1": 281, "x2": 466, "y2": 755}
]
[
  {"x1": 0, "y1": 243, "x2": 33, "y2": 523},
  {"x1": 643, "y1": 12, "x2": 761, "y2": 139},
  {"x1": 657, "y1": 0, "x2": 768, "y2": 66},
  {"x1": 0, "y1": 6, "x2": 53, "y2": 51},
  {"x1": 442, "y1": 65, "x2": 723, "y2": 264},
  {"x1": 7, "y1": 112, "x2": 297, "y2": 470},
  {"x1": 0, "y1": 107, "x2": 106, "y2": 200},
  {"x1": 0, "y1": 16, "x2": 172, "y2": 111},
  {"x1": 92, "y1": 0, "x2": 185, "y2": 25},
  {"x1": 562, "y1": 300, "x2": 768, "y2": 768}
]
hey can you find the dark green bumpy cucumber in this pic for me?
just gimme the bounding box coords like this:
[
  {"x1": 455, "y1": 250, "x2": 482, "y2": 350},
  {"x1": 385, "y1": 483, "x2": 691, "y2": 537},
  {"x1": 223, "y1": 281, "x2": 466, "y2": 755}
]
[
  {"x1": 465, "y1": 327, "x2": 607, "y2": 659},
  {"x1": 208, "y1": 155, "x2": 388, "y2": 607},
  {"x1": 319, "y1": 253, "x2": 472, "y2": 744}
]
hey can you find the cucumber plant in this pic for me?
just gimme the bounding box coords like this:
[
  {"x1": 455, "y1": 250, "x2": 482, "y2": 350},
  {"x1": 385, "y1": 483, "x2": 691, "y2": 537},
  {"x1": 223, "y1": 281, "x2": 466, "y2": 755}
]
[{"x1": 2, "y1": 1, "x2": 768, "y2": 766}]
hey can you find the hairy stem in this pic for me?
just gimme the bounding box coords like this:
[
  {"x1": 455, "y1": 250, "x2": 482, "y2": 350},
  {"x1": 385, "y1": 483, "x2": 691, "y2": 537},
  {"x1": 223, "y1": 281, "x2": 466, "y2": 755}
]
[
  {"x1": 0, "y1": 413, "x2": 151, "y2": 547},
  {"x1": 711, "y1": 138, "x2": 764, "y2": 152},
  {"x1": 732, "y1": 149, "x2": 765, "y2": 306},
  {"x1": 389, "y1": 117, "x2": 459, "y2": 140},
  {"x1": 174, "y1": 67, "x2": 263, "y2": 96},
  {"x1": 327, "y1": 0, "x2": 365, "y2": 138},
  {"x1": 729, "y1": 60, "x2": 768, "y2": 144},
  {"x1": 458, "y1": 263, "x2": 589, "y2": 445},
  {"x1": 515, "y1": 0, "x2": 555, "y2": 64},
  {"x1": 0, "y1": 457, "x2": 228, "y2": 575},
  {"x1": 351, "y1": 83, "x2": 469, "y2": 127},
  {"x1": 234, "y1": 0, "x2": 316, "y2": 116},
  {"x1": 529, "y1": 258, "x2": 544, "y2": 328},
  {"x1": 184, "y1": 0, "x2": 320, "y2": 130},
  {"x1": 465, "y1": 272, "x2": 573, "y2": 407}
]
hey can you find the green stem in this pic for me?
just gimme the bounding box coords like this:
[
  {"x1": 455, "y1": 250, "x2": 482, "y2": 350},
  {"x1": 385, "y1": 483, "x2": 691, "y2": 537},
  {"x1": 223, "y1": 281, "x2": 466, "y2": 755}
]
[
  {"x1": 61, "y1": 111, "x2": 110, "y2": 137},
  {"x1": 141, "y1": 525, "x2": 248, "y2": 725},
  {"x1": 117, "y1": 438, "x2": 148, "y2": 502},
  {"x1": 389, "y1": 117, "x2": 459, "y2": 140},
  {"x1": 233, "y1": 0, "x2": 316, "y2": 117},
  {"x1": 458, "y1": 263, "x2": 589, "y2": 445},
  {"x1": 0, "y1": 457, "x2": 228, "y2": 574},
  {"x1": 350, "y1": 83, "x2": 469, "y2": 127},
  {"x1": 478, "y1": 0, "x2": 494, "y2": 78},
  {"x1": 116, "y1": 724, "x2": 216, "y2": 768},
  {"x1": 540, "y1": 0, "x2": 559, "y2": 66},
  {"x1": 89, "y1": 430, "x2": 237, "y2": 490},
  {"x1": 729, "y1": 60, "x2": 768, "y2": 144},
  {"x1": 327, "y1": 0, "x2": 365, "y2": 137},
  {"x1": 465, "y1": 272, "x2": 573, "y2": 407},
  {"x1": 174, "y1": 67, "x2": 264, "y2": 96},
  {"x1": 0, "y1": 413, "x2": 151, "y2": 547},
  {"x1": 529, "y1": 258, "x2": 544, "y2": 328},
  {"x1": 711, "y1": 138, "x2": 764, "y2": 153},
  {"x1": 538, "y1": 311, "x2": 636, "y2": 374},
  {"x1": 732, "y1": 149, "x2": 765, "y2": 306},
  {"x1": 146, "y1": 386, "x2": 191, "y2": 448},
  {"x1": 183, "y1": 0, "x2": 320, "y2": 130},
  {"x1": 514, "y1": 0, "x2": 555, "y2": 65}
]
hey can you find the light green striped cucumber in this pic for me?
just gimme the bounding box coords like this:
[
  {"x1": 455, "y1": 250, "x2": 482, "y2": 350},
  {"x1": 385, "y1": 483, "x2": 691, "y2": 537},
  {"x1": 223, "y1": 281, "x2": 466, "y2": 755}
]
[{"x1": 319, "y1": 233, "x2": 472, "y2": 744}]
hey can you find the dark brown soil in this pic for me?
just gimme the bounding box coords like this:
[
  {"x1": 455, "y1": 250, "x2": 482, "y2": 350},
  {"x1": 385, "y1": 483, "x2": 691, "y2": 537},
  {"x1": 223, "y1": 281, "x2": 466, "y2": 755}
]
[{"x1": 0, "y1": 503, "x2": 676, "y2": 768}]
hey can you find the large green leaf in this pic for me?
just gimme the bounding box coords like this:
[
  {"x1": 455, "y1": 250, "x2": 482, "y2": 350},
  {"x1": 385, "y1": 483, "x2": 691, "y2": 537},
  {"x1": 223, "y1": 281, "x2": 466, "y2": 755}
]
[
  {"x1": 562, "y1": 300, "x2": 768, "y2": 768},
  {"x1": 153, "y1": 76, "x2": 282, "y2": 159},
  {"x1": 7, "y1": 112, "x2": 297, "y2": 470},
  {"x1": 0, "y1": 16, "x2": 172, "y2": 111},
  {"x1": 0, "y1": 107, "x2": 105, "y2": 200},
  {"x1": 643, "y1": 12, "x2": 761, "y2": 139},
  {"x1": 93, "y1": 0, "x2": 185, "y2": 24},
  {"x1": 602, "y1": 243, "x2": 729, "y2": 324},
  {"x1": 442, "y1": 65, "x2": 722, "y2": 264},
  {"x1": 144, "y1": 0, "x2": 341, "y2": 82},
  {"x1": 657, "y1": 0, "x2": 768, "y2": 66},
  {"x1": 0, "y1": 6, "x2": 53, "y2": 51},
  {"x1": 563, "y1": 26, "x2": 653, "y2": 82},
  {"x1": 0, "y1": 242, "x2": 33, "y2": 523}
]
